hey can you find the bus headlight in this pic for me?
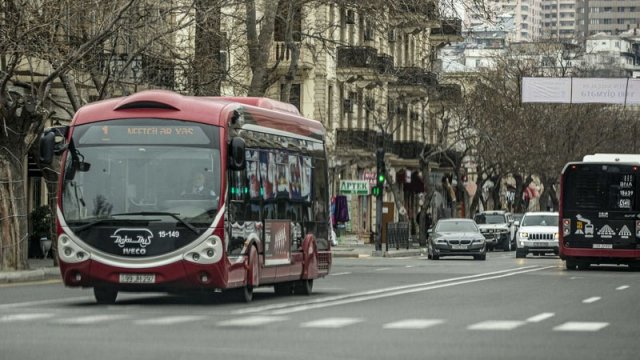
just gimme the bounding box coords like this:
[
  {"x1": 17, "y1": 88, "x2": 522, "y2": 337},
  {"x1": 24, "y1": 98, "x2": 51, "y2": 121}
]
[
  {"x1": 185, "y1": 235, "x2": 223, "y2": 264},
  {"x1": 58, "y1": 234, "x2": 90, "y2": 264}
]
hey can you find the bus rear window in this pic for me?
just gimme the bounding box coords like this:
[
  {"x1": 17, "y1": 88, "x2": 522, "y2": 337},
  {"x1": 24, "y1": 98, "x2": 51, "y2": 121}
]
[{"x1": 564, "y1": 164, "x2": 637, "y2": 211}]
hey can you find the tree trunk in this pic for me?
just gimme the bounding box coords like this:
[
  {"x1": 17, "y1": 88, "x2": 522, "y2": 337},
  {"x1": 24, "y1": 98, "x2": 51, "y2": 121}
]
[
  {"x1": 245, "y1": 0, "x2": 278, "y2": 96},
  {"x1": 194, "y1": 0, "x2": 222, "y2": 96},
  {"x1": 0, "y1": 152, "x2": 29, "y2": 270}
]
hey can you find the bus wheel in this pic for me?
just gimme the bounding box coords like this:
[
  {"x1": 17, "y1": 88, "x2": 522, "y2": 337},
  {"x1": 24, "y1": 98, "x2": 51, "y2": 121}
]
[
  {"x1": 294, "y1": 279, "x2": 313, "y2": 295},
  {"x1": 93, "y1": 287, "x2": 118, "y2": 304},
  {"x1": 274, "y1": 282, "x2": 294, "y2": 295},
  {"x1": 565, "y1": 260, "x2": 578, "y2": 270}
]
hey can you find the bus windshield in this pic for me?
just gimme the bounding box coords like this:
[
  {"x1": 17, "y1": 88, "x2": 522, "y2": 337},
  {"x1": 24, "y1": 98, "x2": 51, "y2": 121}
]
[{"x1": 62, "y1": 119, "x2": 221, "y2": 231}]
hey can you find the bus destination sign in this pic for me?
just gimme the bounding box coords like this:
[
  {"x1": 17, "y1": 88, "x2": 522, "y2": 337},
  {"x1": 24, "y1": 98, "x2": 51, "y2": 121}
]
[{"x1": 79, "y1": 125, "x2": 210, "y2": 145}]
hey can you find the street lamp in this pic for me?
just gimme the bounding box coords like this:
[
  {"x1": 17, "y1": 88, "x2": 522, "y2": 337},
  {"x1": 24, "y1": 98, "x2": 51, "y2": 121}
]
[{"x1": 131, "y1": 59, "x2": 141, "y2": 92}]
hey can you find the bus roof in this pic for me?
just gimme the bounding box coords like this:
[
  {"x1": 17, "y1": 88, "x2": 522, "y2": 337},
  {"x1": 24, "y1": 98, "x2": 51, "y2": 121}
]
[
  {"x1": 582, "y1": 153, "x2": 640, "y2": 163},
  {"x1": 71, "y1": 90, "x2": 324, "y2": 140}
]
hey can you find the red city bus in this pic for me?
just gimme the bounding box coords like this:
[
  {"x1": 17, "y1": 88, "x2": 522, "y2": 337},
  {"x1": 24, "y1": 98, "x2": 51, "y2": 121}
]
[
  {"x1": 39, "y1": 90, "x2": 332, "y2": 303},
  {"x1": 559, "y1": 155, "x2": 640, "y2": 270}
]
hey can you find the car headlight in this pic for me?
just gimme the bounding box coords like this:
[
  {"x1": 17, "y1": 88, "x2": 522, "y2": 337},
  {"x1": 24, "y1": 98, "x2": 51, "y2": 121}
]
[
  {"x1": 436, "y1": 239, "x2": 447, "y2": 244},
  {"x1": 519, "y1": 232, "x2": 528, "y2": 239},
  {"x1": 472, "y1": 239, "x2": 485, "y2": 244}
]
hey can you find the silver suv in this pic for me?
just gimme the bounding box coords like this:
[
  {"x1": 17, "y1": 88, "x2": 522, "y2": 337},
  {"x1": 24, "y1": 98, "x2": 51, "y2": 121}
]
[
  {"x1": 473, "y1": 210, "x2": 514, "y2": 251},
  {"x1": 515, "y1": 212, "x2": 559, "y2": 258}
]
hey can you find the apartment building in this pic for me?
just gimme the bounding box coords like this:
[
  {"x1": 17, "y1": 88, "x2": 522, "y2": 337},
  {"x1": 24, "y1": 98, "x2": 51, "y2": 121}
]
[
  {"x1": 576, "y1": 0, "x2": 640, "y2": 40},
  {"x1": 542, "y1": 0, "x2": 576, "y2": 40}
]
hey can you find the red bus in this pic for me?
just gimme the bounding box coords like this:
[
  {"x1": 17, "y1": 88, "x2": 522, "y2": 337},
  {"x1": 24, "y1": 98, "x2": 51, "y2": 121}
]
[
  {"x1": 559, "y1": 155, "x2": 640, "y2": 270},
  {"x1": 39, "y1": 90, "x2": 332, "y2": 303}
]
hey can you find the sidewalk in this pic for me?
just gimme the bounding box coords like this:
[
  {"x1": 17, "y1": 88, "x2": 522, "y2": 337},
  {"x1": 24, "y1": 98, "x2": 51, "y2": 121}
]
[
  {"x1": 0, "y1": 258, "x2": 60, "y2": 284},
  {"x1": 332, "y1": 235, "x2": 426, "y2": 258},
  {"x1": 0, "y1": 238, "x2": 426, "y2": 284}
]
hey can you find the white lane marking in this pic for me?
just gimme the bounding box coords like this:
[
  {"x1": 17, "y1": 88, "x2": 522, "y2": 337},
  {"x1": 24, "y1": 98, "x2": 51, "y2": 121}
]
[
  {"x1": 616, "y1": 285, "x2": 629, "y2": 291},
  {"x1": 217, "y1": 316, "x2": 287, "y2": 327},
  {"x1": 374, "y1": 268, "x2": 391, "y2": 271},
  {"x1": 269, "y1": 266, "x2": 554, "y2": 315},
  {"x1": 582, "y1": 297, "x2": 601, "y2": 304},
  {"x1": 405, "y1": 265, "x2": 414, "y2": 268},
  {"x1": 383, "y1": 319, "x2": 444, "y2": 329},
  {"x1": 233, "y1": 265, "x2": 542, "y2": 315},
  {"x1": 135, "y1": 315, "x2": 206, "y2": 325},
  {"x1": 0, "y1": 296, "x2": 93, "y2": 309},
  {"x1": 553, "y1": 322, "x2": 609, "y2": 332},
  {"x1": 329, "y1": 272, "x2": 351, "y2": 276},
  {"x1": 301, "y1": 317, "x2": 363, "y2": 328},
  {"x1": 54, "y1": 314, "x2": 128, "y2": 325},
  {"x1": 526, "y1": 313, "x2": 555, "y2": 323},
  {"x1": 468, "y1": 320, "x2": 526, "y2": 331},
  {"x1": 0, "y1": 313, "x2": 56, "y2": 322}
]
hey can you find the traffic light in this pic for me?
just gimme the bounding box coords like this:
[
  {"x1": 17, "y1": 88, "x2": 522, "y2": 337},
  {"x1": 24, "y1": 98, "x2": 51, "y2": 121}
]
[
  {"x1": 376, "y1": 147, "x2": 385, "y2": 186},
  {"x1": 375, "y1": 147, "x2": 385, "y2": 198}
]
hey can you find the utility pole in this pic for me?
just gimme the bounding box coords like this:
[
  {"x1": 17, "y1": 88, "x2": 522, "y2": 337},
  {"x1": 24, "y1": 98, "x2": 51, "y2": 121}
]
[{"x1": 374, "y1": 147, "x2": 385, "y2": 251}]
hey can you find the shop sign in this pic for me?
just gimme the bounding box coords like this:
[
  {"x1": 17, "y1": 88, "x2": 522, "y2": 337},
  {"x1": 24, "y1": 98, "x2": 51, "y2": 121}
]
[{"x1": 340, "y1": 180, "x2": 370, "y2": 195}]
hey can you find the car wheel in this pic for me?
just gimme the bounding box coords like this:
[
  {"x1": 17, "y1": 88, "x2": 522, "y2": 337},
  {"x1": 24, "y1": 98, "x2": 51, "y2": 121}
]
[
  {"x1": 515, "y1": 249, "x2": 526, "y2": 258},
  {"x1": 503, "y1": 239, "x2": 511, "y2": 251}
]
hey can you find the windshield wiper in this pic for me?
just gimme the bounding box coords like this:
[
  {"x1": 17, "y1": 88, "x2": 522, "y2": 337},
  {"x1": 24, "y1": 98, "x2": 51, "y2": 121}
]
[
  {"x1": 71, "y1": 217, "x2": 157, "y2": 233},
  {"x1": 112, "y1": 212, "x2": 201, "y2": 235}
]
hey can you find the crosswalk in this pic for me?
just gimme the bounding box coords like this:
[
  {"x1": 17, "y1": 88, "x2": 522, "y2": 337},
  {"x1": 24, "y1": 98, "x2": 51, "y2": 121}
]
[{"x1": 0, "y1": 312, "x2": 610, "y2": 332}]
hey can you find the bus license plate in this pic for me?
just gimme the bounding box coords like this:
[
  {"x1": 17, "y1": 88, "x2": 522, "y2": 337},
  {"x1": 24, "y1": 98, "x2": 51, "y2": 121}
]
[
  {"x1": 119, "y1": 274, "x2": 156, "y2": 284},
  {"x1": 592, "y1": 244, "x2": 613, "y2": 249},
  {"x1": 451, "y1": 244, "x2": 467, "y2": 250}
]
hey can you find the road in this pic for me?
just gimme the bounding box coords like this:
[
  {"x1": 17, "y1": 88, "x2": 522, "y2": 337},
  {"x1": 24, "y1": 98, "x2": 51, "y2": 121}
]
[{"x1": 1, "y1": 252, "x2": 639, "y2": 360}]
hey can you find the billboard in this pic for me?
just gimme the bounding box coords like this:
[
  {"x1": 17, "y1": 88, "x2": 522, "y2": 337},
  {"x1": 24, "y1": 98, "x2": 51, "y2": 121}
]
[{"x1": 521, "y1": 77, "x2": 640, "y2": 105}]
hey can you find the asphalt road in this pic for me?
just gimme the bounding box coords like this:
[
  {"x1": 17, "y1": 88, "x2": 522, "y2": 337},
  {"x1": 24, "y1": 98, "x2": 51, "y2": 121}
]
[{"x1": 1, "y1": 252, "x2": 639, "y2": 360}]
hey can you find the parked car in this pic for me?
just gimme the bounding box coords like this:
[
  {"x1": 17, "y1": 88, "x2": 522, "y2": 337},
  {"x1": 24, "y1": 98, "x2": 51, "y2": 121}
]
[
  {"x1": 428, "y1": 218, "x2": 486, "y2": 260},
  {"x1": 473, "y1": 210, "x2": 514, "y2": 251},
  {"x1": 515, "y1": 212, "x2": 559, "y2": 258}
]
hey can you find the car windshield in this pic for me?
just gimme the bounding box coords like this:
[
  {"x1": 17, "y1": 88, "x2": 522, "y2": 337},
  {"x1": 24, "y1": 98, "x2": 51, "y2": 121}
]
[
  {"x1": 436, "y1": 221, "x2": 478, "y2": 233},
  {"x1": 522, "y1": 214, "x2": 559, "y2": 227},
  {"x1": 473, "y1": 214, "x2": 506, "y2": 224}
]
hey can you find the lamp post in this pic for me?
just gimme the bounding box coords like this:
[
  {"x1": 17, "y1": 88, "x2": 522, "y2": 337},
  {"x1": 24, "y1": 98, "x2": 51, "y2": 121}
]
[{"x1": 131, "y1": 59, "x2": 141, "y2": 93}]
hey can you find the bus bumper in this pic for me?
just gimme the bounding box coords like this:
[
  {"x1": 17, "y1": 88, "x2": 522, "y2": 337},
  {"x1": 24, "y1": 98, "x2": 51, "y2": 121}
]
[{"x1": 560, "y1": 247, "x2": 640, "y2": 262}]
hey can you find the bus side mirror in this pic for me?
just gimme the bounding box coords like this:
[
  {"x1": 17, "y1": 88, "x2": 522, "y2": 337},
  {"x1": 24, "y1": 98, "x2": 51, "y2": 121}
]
[
  {"x1": 229, "y1": 137, "x2": 246, "y2": 171},
  {"x1": 39, "y1": 131, "x2": 56, "y2": 165}
]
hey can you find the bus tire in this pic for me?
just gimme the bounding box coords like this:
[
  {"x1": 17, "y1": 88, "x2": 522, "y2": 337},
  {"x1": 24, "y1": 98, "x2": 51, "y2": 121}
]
[
  {"x1": 93, "y1": 287, "x2": 118, "y2": 305},
  {"x1": 294, "y1": 279, "x2": 313, "y2": 295}
]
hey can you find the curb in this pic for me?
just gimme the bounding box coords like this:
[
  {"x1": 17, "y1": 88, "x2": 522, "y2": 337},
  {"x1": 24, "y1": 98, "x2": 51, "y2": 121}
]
[{"x1": 0, "y1": 268, "x2": 60, "y2": 284}]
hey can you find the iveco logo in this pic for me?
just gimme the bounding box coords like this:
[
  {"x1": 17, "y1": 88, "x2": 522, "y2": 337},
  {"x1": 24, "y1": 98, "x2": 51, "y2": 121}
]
[{"x1": 111, "y1": 228, "x2": 153, "y2": 255}]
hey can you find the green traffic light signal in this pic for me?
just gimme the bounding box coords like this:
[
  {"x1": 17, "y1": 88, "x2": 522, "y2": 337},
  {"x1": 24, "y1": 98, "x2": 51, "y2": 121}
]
[{"x1": 378, "y1": 174, "x2": 385, "y2": 183}]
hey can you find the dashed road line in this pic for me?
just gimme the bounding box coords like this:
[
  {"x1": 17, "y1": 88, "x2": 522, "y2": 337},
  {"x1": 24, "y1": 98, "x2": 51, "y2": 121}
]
[
  {"x1": 374, "y1": 268, "x2": 391, "y2": 271},
  {"x1": 217, "y1": 315, "x2": 288, "y2": 327},
  {"x1": 135, "y1": 315, "x2": 206, "y2": 325},
  {"x1": 526, "y1": 313, "x2": 555, "y2": 323},
  {"x1": 616, "y1": 285, "x2": 629, "y2": 291},
  {"x1": 468, "y1": 320, "x2": 526, "y2": 331},
  {"x1": 329, "y1": 272, "x2": 351, "y2": 276},
  {"x1": 553, "y1": 322, "x2": 609, "y2": 332},
  {"x1": 582, "y1": 297, "x2": 601, "y2": 304},
  {"x1": 0, "y1": 313, "x2": 56, "y2": 322},
  {"x1": 54, "y1": 314, "x2": 128, "y2": 325},
  {"x1": 301, "y1": 317, "x2": 363, "y2": 328},
  {"x1": 383, "y1": 319, "x2": 444, "y2": 329}
]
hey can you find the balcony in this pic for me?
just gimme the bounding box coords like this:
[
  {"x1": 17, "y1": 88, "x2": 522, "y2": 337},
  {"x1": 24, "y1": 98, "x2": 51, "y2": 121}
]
[
  {"x1": 377, "y1": 54, "x2": 395, "y2": 75},
  {"x1": 393, "y1": 1, "x2": 439, "y2": 28},
  {"x1": 336, "y1": 128, "x2": 377, "y2": 153},
  {"x1": 337, "y1": 46, "x2": 378, "y2": 69},
  {"x1": 394, "y1": 141, "x2": 423, "y2": 159},
  {"x1": 389, "y1": 67, "x2": 437, "y2": 99},
  {"x1": 430, "y1": 19, "x2": 463, "y2": 43},
  {"x1": 429, "y1": 84, "x2": 462, "y2": 104},
  {"x1": 395, "y1": 67, "x2": 438, "y2": 87}
]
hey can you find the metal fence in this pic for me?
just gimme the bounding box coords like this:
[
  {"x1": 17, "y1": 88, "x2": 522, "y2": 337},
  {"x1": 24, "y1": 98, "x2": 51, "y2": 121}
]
[{"x1": 387, "y1": 222, "x2": 411, "y2": 250}]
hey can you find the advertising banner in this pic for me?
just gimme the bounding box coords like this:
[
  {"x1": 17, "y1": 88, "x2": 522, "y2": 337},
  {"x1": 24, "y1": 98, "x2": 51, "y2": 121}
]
[
  {"x1": 522, "y1": 77, "x2": 640, "y2": 104},
  {"x1": 264, "y1": 220, "x2": 291, "y2": 266}
]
